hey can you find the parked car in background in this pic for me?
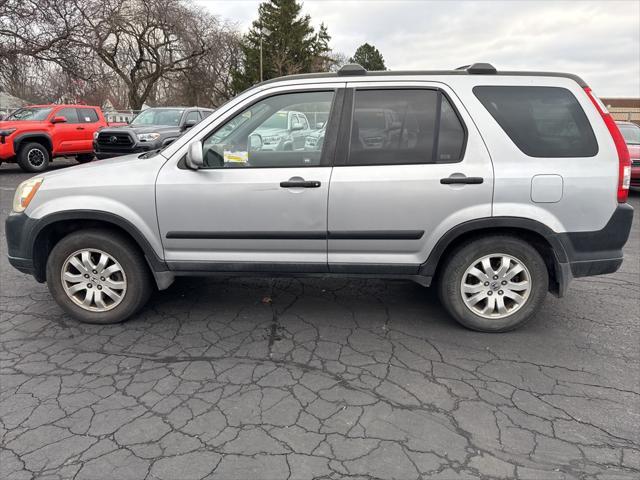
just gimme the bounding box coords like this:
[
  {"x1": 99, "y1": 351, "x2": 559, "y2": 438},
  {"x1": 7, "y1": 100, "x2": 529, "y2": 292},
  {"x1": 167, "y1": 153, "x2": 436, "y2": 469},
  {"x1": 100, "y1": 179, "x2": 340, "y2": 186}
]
[
  {"x1": 253, "y1": 110, "x2": 312, "y2": 151},
  {"x1": 0, "y1": 104, "x2": 109, "y2": 172},
  {"x1": 93, "y1": 107, "x2": 213, "y2": 159},
  {"x1": 616, "y1": 121, "x2": 640, "y2": 190},
  {"x1": 6, "y1": 63, "x2": 633, "y2": 332}
]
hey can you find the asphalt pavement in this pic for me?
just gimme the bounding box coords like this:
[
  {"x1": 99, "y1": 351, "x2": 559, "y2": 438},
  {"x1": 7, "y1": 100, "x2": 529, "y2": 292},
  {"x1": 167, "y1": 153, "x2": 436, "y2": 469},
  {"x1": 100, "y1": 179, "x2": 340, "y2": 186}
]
[{"x1": 1, "y1": 158, "x2": 639, "y2": 480}]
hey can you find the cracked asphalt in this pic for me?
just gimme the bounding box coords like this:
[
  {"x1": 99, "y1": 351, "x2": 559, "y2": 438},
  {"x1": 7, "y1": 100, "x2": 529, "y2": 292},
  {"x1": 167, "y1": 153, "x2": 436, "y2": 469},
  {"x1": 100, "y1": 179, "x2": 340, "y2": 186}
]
[{"x1": 1, "y1": 159, "x2": 639, "y2": 480}]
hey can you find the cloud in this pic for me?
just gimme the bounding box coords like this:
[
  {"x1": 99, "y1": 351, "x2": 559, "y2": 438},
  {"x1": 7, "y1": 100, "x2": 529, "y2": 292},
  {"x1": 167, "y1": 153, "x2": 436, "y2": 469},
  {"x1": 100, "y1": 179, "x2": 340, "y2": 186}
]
[{"x1": 198, "y1": 0, "x2": 640, "y2": 96}]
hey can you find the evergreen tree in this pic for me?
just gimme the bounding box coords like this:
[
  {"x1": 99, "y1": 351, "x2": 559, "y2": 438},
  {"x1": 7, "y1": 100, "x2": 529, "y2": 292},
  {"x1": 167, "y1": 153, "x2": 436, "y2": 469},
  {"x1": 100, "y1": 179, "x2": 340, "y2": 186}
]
[
  {"x1": 349, "y1": 43, "x2": 387, "y2": 71},
  {"x1": 232, "y1": 0, "x2": 332, "y2": 93}
]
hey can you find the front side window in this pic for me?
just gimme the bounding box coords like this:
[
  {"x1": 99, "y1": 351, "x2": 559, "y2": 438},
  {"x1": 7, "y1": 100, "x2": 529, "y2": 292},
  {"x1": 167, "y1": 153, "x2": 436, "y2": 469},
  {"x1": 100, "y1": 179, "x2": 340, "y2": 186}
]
[
  {"x1": 57, "y1": 108, "x2": 79, "y2": 123},
  {"x1": 6, "y1": 107, "x2": 53, "y2": 121},
  {"x1": 474, "y1": 86, "x2": 598, "y2": 157},
  {"x1": 185, "y1": 111, "x2": 200, "y2": 124},
  {"x1": 347, "y1": 89, "x2": 465, "y2": 165},
  {"x1": 131, "y1": 108, "x2": 185, "y2": 126},
  {"x1": 201, "y1": 91, "x2": 335, "y2": 168}
]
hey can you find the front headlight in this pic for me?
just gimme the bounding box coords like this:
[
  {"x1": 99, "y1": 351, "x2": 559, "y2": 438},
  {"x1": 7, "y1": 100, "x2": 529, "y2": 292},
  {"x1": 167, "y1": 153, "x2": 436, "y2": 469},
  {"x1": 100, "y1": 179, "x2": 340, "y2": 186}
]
[
  {"x1": 13, "y1": 177, "x2": 44, "y2": 213},
  {"x1": 93, "y1": 131, "x2": 100, "y2": 140},
  {"x1": 0, "y1": 128, "x2": 17, "y2": 137},
  {"x1": 138, "y1": 133, "x2": 161, "y2": 142}
]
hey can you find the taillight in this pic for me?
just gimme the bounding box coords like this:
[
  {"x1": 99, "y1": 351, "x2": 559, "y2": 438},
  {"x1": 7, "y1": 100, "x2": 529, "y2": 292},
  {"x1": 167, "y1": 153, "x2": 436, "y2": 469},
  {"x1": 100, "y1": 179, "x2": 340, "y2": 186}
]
[{"x1": 584, "y1": 87, "x2": 631, "y2": 203}]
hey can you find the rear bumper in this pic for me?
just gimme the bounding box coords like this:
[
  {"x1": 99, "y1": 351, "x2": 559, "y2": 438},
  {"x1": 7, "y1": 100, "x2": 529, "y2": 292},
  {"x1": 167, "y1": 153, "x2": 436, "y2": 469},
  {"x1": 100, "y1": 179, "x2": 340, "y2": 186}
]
[{"x1": 554, "y1": 203, "x2": 633, "y2": 291}]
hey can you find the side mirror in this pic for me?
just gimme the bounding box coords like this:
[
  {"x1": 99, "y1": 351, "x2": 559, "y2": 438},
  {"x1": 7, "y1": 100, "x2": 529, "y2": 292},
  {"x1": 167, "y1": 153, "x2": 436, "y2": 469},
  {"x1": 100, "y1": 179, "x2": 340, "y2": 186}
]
[
  {"x1": 185, "y1": 141, "x2": 204, "y2": 169},
  {"x1": 183, "y1": 119, "x2": 197, "y2": 130},
  {"x1": 248, "y1": 133, "x2": 262, "y2": 152},
  {"x1": 51, "y1": 116, "x2": 67, "y2": 124},
  {"x1": 291, "y1": 123, "x2": 304, "y2": 131},
  {"x1": 316, "y1": 122, "x2": 325, "y2": 129}
]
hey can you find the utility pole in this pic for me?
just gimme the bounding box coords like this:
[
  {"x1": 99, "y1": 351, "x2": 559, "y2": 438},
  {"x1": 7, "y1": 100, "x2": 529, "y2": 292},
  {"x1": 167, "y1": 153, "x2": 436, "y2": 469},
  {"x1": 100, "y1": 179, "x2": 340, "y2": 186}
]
[{"x1": 259, "y1": 26, "x2": 272, "y2": 82}]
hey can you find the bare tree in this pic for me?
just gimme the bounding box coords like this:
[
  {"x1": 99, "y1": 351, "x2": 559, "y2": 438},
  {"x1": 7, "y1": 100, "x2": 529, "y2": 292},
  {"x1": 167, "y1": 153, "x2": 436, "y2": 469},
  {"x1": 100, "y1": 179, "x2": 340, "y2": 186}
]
[{"x1": 0, "y1": 0, "x2": 241, "y2": 109}]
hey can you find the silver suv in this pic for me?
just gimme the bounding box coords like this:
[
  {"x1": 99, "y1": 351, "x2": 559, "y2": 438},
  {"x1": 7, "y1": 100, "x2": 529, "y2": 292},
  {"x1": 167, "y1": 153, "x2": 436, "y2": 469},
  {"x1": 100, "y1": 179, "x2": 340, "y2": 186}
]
[{"x1": 6, "y1": 63, "x2": 634, "y2": 332}]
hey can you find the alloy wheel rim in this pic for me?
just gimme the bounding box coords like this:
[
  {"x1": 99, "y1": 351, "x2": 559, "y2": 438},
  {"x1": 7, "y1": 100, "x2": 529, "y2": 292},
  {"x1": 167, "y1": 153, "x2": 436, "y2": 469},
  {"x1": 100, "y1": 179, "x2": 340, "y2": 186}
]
[
  {"x1": 460, "y1": 253, "x2": 531, "y2": 319},
  {"x1": 27, "y1": 148, "x2": 45, "y2": 167},
  {"x1": 61, "y1": 249, "x2": 127, "y2": 312}
]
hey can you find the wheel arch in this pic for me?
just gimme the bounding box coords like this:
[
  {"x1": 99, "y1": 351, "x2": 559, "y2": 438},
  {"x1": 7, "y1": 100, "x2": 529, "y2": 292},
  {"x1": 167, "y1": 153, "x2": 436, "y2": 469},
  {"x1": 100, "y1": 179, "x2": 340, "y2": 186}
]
[
  {"x1": 420, "y1": 217, "x2": 569, "y2": 296},
  {"x1": 29, "y1": 211, "x2": 168, "y2": 283},
  {"x1": 14, "y1": 132, "x2": 53, "y2": 154}
]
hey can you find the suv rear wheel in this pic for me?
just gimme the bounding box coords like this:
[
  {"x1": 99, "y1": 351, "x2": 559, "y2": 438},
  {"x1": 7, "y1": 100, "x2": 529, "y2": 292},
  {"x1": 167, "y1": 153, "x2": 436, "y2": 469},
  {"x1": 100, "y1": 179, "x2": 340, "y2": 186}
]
[
  {"x1": 46, "y1": 229, "x2": 153, "y2": 324},
  {"x1": 17, "y1": 142, "x2": 50, "y2": 172},
  {"x1": 438, "y1": 236, "x2": 548, "y2": 332}
]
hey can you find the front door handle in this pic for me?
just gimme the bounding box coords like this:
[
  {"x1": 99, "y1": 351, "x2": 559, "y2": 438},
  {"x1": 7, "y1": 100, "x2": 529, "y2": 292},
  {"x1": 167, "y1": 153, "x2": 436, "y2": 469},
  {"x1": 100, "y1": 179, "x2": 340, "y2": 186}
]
[
  {"x1": 76, "y1": 127, "x2": 85, "y2": 130},
  {"x1": 280, "y1": 180, "x2": 321, "y2": 188},
  {"x1": 440, "y1": 176, "x2": 484, "y2": 185}
]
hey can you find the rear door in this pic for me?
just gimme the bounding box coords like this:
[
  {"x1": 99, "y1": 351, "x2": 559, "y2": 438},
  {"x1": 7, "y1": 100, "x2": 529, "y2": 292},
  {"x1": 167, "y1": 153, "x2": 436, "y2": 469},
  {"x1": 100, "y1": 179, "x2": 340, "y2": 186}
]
[
  {"x1": 75, "y1": 107, "x2": 101, "y2": 151},
  {"x1": 327, "y1": 81, "x2": 494, "y2": 271}
]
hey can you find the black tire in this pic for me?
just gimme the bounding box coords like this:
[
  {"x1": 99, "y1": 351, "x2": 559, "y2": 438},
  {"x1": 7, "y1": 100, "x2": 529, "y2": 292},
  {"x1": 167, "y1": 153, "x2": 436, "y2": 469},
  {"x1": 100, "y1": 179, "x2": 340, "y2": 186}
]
[
  {"x1": 17, "y1": 142, "x2": 50, "y2": 172},
  {"x1": 46, "y1": 229, "x2": 153, "y2": 324},
  {"x1": 76, "y1": 154, "x2": 94, "y2": 163},
  {"x1": 437, "y1": 235, "x2": 548, "y2": 332}
]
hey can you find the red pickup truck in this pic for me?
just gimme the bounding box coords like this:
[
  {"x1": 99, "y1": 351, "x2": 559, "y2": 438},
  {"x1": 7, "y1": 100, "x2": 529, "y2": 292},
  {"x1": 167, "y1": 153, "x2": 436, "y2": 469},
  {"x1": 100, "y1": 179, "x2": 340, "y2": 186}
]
[{"x1": 0, "y1": 104, "x2": 109, "y2": 172}]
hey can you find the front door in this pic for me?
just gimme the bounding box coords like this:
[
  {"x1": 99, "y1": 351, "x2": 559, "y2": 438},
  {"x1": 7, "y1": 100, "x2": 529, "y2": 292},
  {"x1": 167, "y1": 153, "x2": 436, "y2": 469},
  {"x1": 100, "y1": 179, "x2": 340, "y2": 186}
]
[
  {"x1": 327, "y1": 82, "x2": 494, "y2": 271},
  {"x1": 156, "y1": 87, "x2": 344, "y2": 271},
  {"x1": 52, "y1": 107, "x2": 86, "y2": 153}
]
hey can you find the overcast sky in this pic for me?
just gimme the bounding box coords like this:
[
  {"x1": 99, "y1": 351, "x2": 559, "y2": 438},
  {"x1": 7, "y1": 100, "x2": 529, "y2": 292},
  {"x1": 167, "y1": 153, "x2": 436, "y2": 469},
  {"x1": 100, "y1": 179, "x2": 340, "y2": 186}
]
[{"x1": 198, "y1": 0, "x2": 640, "y2": 97}]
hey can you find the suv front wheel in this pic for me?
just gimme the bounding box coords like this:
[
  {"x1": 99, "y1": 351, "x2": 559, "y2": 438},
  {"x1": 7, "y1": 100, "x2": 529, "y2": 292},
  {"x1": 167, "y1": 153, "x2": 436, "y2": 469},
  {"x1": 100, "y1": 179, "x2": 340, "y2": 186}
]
[
  {"x1": 46, "y1": 229, "x2": 153, "y2": 324},
  {"x1": 438, "y1": 236, "x2": 548, "y2": 332},
  {"x1": 17, "y1": 142, "x2": 50, "y2": 172}
]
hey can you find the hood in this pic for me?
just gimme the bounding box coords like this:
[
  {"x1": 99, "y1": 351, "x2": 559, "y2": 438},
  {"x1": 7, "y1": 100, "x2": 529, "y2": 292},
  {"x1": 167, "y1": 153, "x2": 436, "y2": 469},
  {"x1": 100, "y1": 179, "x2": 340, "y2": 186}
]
[
  {"x1": 99, "y1": 124, "x2": 180, "y2": 135},
  {"x1": 0, "y1": 120, "x2": 49, "y2": 130},
  {"x1": 627, "y1": 144, "x2": 640, "y2": 160},
  {"x1": 254, "y1": 127, "x2": 287, "y2": 137},
  {"x1": 40, "y1": 152, "x2": 166, "y2": 181}
]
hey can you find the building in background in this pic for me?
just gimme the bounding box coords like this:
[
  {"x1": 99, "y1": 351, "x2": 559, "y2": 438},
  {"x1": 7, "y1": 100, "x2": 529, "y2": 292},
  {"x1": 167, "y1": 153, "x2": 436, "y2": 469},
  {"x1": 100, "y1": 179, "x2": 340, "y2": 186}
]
[
  {"x1": 0, "y1": 91, "x2": 28, "y2": 117},
  {"x1": 601, "y1": 98, "x2": 640, "y2": 126}
]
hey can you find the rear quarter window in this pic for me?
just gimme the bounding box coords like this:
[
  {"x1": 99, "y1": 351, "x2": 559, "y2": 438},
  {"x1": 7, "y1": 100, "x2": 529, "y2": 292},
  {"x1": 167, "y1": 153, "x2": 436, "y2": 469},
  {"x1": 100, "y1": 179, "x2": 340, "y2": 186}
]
[{"x1": 473, "y1": 86, "x2": 598, "y2": 157}]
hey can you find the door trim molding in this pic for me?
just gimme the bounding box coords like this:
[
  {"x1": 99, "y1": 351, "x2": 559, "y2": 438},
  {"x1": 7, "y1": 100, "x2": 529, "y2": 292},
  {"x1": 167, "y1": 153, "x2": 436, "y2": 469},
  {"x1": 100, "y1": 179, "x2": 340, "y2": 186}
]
[{"x1": 165, "y1": 230, "x2": 425, "y2": 240}]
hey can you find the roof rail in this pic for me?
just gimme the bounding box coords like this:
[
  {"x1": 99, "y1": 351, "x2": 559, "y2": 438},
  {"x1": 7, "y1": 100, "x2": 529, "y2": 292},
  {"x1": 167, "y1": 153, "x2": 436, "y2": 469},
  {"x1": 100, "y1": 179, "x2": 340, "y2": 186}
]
[
  {"x1": 338, "y1": 64, "x2": 367, "y2": 76},
  {"x1": 465, "y1": 63, "x2": 497, "y2": 74}
]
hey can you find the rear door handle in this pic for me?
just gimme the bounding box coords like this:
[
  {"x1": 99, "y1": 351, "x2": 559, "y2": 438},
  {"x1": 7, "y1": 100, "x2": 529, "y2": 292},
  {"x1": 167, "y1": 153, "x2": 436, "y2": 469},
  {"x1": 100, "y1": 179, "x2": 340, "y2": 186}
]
[
  {"x1": 280, "y1": 180, "x2": 321, "y2": 188},
  {"x1": 76, "y1": 127, "x2": 85, "y2": 130},
  {"x1": 440, "y1": 176, "x2": 484, "y2": 185}
]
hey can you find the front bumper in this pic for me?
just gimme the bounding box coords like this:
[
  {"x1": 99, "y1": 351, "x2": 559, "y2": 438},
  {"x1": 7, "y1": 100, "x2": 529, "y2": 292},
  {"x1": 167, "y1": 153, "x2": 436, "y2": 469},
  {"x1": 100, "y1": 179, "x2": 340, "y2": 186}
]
[
  {"x1": 631, "y1": 164, "x2": 640, "y2": 188},
  {"x1": 6, "y1": 212, "x2": 36, "y2": 276},
  {"x1": 0, "y1": 137, "x2": 16, "y2": 161}
]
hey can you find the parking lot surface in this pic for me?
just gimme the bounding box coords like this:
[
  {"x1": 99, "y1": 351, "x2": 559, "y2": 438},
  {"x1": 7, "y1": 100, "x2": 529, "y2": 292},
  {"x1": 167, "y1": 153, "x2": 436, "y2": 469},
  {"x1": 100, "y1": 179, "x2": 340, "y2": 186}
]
[{"x1": 1, "y1": 160, "x2": 639, "y2": 480}]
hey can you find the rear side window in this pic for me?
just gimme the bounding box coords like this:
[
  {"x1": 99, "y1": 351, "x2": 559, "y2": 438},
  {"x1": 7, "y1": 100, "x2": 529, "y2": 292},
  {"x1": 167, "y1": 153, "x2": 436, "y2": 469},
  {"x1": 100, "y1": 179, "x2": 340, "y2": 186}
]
[
  {"x1": 57, "y1": 108, "x2": 79, "y2": 123},
  {"x1": 77, "y1": 108, "x2": 99, "y2": 123},
  {"x1": 347, "y1": 89, "x2": 466, "y2": 166},
  {"x1": 473, "y1": 86, "x2": 598, "y2": 157}
]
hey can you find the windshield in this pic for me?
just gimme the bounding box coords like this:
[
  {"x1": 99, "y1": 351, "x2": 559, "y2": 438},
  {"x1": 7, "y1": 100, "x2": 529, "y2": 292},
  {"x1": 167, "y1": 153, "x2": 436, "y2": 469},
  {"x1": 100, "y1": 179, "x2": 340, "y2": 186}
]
[
  {"x1": 619, "y1": 124, "x2": 640, "y2": 145},
  {"x1": 5, "y1": 107, "x2": 53, "y2": 121},
  {"x1": 259, "y1": 111, "x2": 288, "y2": 130},
  {"x1": 131, "y1": 108, "x2": 184, "y2": 126},
  {"x1": 357, "y1": 110, "x2": 387, "y2": 130}
]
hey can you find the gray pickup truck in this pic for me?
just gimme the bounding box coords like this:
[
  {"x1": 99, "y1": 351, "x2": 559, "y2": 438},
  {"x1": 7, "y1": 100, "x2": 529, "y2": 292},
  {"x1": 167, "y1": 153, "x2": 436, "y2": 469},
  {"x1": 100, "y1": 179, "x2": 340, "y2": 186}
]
[{"x1": 93, "y1": 107, "x2": 213, "y2": 159}]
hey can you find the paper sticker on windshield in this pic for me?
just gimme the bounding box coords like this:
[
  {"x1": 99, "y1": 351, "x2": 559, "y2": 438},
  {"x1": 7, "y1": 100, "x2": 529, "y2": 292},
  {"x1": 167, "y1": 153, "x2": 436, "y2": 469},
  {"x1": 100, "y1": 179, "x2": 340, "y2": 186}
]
[{"x1": 224, "y1": 150, "x2": 248, "y2": 163}]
